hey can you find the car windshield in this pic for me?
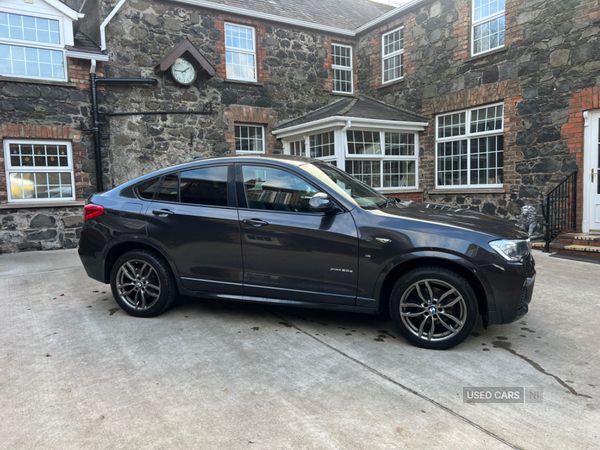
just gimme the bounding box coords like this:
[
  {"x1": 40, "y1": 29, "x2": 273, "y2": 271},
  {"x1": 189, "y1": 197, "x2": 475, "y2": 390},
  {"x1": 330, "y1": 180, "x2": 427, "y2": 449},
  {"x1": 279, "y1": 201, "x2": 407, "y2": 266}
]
[{"x1": 301, "y1": 162, "x2": 388, "y2": 210}]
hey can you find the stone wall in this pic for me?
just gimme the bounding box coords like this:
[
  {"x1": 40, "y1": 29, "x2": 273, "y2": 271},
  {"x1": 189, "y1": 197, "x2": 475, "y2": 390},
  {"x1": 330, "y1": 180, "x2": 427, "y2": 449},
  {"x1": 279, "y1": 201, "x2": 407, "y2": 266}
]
[
  {"x1": 356, "y1": 0, "x2": 600, "y2": 223},
  {"x1": 100, "y1": 0, "x2": 347, "y2": 188},
  {"x1": 0, "y1": 206, "x2": 83, "y2": 253}
]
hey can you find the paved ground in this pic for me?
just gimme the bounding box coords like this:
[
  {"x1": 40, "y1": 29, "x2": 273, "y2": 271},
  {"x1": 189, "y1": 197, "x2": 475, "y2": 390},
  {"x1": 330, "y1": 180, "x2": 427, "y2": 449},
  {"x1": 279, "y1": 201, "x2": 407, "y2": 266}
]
[{"x1": 0, "y1": 249, "x2": 598, "y2": 449}]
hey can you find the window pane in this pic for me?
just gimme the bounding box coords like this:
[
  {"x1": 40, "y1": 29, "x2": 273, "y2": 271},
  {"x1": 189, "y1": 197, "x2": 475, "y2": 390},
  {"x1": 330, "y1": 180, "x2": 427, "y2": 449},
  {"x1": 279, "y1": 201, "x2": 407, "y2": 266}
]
[
  {"x1": 0, "y1": 44, "x2": 64, "y2": 79},
  {"x1": 437, "y1": 140, "x2": 468, "y2": 186},
  {"x1": 1, "y1": 13, "x2": 60, "y2": 44},
  {"x1": 290, "y1": 140, "x2": 306, "y2": 157},
  {"x1": 155, "y1": 174, "x2": 179, "y2": 202},
  {"x1": 346, "y1": 130, "x2": 381, "y2": 155},
  {"x1": 333, "y1": 68, "x2": 352, "y2": 93},
  {"x1": 470, "y1": 104, "x2": 504, "y2": 133},
  {"x1": 437, "y1": 112, "x2": 466, "y2": 138},
  {"x1": 383, "y1": 160, "x2": 416, "y2": 188},
  {"x1": 470, "y1": 136, "x2": 504, "y2": 185},
  {"x1": 473, "y1": 16, "x2": 505, "y2": 54},
  {"x1": 235, "y1": 125, "x2": 264, "y2": 153},
  {"x1": 383, "y1": 54, "x2": 403, "y2": 83},
  {"x1": 345, "y1": 160, "x2": 381, "y2": 188},
  {"x1": 383, "y1": 28, "x2": 403, "y2": 56},
  {"x1": 226, "y1": 50, "x2": 255, "y2": 80},
  {"x1": 180, "y1": 166, "x2": 228, "y2": 207},
  {"x1": 225, "y1": 24, "x2": 254, "y2": 51},
  {"x1": 385, "y1": 132, "x2": 415, "y2": 156},
  {"x1": 242, "y1": 166, "x2": 319, "y2": 213},
  {"x1": 137, "y1": 177, "x2": 162, "y2": 200},
  {"x1": 309, "y1": 131, "x2": 335, "y2": 158}
]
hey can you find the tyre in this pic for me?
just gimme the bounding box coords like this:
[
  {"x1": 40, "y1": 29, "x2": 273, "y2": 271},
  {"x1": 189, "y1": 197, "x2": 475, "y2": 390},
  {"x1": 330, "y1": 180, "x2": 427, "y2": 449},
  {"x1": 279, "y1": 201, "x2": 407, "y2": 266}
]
[
  {"x1": 110, "y1": 249, "x2": 177, "y2": 317},
  {"x1": 389, "y1": 267, "x2": 478, "y2": 350}
]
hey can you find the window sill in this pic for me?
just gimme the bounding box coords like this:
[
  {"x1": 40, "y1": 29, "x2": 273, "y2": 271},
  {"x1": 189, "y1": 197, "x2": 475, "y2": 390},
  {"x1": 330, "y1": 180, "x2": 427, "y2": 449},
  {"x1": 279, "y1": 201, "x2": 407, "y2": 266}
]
[
  {"x1": 377, "y1": 77, "x2": 405, "y2": 90},
  {"x1": 225, "y1": 79, "x2": 264, "y2": 87},
  {"x1": 0, "y1": 200, "x2": 85, "y2": 210},
  {"x1": 331, "y1": 91, "x2": 355, "y2": 97},
  {"x1": 464, "y1": 46, "x2": 507, "y2": 63},
  {"x1": 0, "y1": 75, "x2": 76, "y2": 87},
  {"x1": 428, "y1": 188, "x2": 508, "y2": 195},
  {"x1": 378, "y1": 188, "x2": 422, "y2": 194}
]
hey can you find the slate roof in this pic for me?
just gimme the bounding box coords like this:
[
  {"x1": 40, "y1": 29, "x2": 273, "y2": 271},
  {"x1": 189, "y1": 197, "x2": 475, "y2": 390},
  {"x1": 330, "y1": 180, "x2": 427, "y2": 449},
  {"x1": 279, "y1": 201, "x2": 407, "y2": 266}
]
[
  {"x1": 65, "y1": 31, "x2": 104, "y2": 55},
  {"x1": 202, "y1": 0, "x2": 394, "y2": 31},
  {"x1": 275, "y1": 95, "x2": 427, "y2": 129}
]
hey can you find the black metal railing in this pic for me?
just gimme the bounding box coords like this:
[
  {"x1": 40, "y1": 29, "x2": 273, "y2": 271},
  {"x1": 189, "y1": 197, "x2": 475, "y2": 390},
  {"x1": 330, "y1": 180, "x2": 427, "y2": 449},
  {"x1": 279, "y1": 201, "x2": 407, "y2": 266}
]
[{"x1": 542, "y1": 171, "x2": 578, "y2": 252}]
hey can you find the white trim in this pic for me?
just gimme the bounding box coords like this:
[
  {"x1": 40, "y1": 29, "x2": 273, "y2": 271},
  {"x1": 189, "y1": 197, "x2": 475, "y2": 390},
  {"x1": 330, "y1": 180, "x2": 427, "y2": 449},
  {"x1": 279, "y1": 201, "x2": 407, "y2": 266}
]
[
  {"x1": 331, "y1": 43, "x2": 353, "y2": 94},
  {"x1": 273, "y1": 115, "x2": 428, "y2": 139},
  {"x1": 435, "y1": 102, "x2": 505, "y2": 189},
  {"x1": 3, "y1": 139, "x2": 76, "y2": 203},
  {"x1": 471, "y1": 0, "x2": 506, "y2": 56},
  {"x1": 36, "y1": 0, "x2": 81, "y2": 21},
  {"x1": 225, "y1": 22, "x2": 257, "y2": 83},
  {"x1": 65, "y1": 50, "x2": 109, "y2": 61},
  {"x1": 381, "y1": 26, "x2": 404, "y2": 85}
]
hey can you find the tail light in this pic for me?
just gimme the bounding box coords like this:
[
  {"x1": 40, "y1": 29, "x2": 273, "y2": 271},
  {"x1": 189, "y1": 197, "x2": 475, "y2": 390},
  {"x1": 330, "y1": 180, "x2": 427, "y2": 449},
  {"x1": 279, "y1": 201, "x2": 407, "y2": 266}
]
[{"x1": 84, "y1": 204, "x2": 104, "y2": 221}]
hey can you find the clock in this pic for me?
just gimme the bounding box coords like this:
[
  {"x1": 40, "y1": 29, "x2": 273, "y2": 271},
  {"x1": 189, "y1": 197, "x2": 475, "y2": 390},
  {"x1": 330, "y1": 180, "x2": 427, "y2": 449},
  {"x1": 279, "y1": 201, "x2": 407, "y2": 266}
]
[{"x1": 171, "y1": 58, "x2": 197, "y2": 85}]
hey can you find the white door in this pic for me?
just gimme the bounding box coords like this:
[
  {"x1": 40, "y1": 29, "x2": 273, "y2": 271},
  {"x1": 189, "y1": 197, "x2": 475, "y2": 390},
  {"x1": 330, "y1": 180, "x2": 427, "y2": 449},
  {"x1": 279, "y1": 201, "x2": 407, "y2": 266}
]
[{"x1": 585, "y1": 110, "x2": 600, "y2": 232}]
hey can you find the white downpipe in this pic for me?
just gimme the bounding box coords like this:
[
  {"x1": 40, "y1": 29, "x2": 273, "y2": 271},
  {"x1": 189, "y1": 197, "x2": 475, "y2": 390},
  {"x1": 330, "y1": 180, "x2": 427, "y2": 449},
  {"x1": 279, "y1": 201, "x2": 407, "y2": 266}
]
[
  {"x1": 100, "y1": 0, "x2": 128, "y2": 51},
  {"x1": 90, "y1": 58, "x2": 96, "y2": 74},
  {"x1": 341, "y1": 119, "x2": 352, "y2": 133}
]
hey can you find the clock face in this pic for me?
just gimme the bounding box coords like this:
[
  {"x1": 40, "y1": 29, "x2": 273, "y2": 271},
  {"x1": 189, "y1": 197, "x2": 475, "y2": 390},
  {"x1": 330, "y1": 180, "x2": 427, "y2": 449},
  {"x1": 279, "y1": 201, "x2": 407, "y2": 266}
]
[{"x1": 171, "y1": 58, "x2": 197, "y2": 85}]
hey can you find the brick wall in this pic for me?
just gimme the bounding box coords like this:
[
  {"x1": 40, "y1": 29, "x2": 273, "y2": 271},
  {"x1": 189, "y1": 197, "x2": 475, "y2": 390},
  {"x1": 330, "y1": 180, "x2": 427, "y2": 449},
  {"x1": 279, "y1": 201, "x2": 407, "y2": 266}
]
[{"x1": 224, "y1": 106, "x2": 279, "y2": 153}]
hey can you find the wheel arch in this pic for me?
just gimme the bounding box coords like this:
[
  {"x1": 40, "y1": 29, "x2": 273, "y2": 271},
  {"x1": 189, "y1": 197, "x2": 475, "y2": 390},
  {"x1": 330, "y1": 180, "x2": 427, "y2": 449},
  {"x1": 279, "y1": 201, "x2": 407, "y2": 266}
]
[
  {"x1": 103, "y1": 238, "x2": 178, "y2": 286},
  {"x1": 376, "y1": 255, "x2": 491, "y2": 326}
]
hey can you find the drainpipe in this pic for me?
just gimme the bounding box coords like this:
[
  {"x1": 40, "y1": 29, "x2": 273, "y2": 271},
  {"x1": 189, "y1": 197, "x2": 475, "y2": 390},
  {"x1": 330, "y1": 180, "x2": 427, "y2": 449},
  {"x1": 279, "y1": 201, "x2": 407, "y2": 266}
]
[
  {"x1": 100, "y1": 0, "x2": 128, "y2": 51},
  {"x1": 88, "y1": 60, "x2": 103, "y2": 192}
]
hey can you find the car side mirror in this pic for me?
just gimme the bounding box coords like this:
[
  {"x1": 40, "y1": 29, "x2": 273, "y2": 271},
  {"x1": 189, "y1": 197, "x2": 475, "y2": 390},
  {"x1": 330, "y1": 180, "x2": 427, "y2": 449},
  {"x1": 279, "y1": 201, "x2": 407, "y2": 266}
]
[{"x1": 309, "y1": 192, "x2": 336, "y2": 214}]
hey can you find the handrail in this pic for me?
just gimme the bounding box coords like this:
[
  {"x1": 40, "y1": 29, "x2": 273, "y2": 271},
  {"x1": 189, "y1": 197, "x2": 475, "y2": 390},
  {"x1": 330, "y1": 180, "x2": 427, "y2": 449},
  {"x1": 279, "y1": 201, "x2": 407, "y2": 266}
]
[{"x1": 542, "y1": 171, "x2": 578, "y2": 252}]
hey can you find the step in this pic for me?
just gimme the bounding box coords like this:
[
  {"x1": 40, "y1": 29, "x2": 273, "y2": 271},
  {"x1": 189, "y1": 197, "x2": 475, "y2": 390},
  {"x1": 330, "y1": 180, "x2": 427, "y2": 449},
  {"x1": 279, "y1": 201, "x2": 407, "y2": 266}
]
[
  {"x1": 557, "y1": 239, "x2": 600, "y2": 247},
  {"x1": 547, "y1": 243, "x2": 600, "y2": 257},
  {"x1": 558, "y1": 233, "x2": 600, "y2": 243}
]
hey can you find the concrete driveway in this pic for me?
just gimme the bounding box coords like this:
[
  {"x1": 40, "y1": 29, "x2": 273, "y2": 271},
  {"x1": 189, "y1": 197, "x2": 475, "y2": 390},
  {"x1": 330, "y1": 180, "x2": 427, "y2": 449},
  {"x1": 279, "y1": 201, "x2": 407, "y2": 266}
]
[{"x1": 0, "y1": 249, "x2": 598, "y2": 449}]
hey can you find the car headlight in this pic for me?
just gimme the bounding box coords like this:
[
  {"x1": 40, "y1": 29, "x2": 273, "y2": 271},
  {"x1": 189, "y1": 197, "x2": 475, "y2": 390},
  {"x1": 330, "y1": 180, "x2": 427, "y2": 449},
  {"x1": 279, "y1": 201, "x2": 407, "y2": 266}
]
[{"x1": 489, "y1": 239, "x2": 531, "y2": 262}]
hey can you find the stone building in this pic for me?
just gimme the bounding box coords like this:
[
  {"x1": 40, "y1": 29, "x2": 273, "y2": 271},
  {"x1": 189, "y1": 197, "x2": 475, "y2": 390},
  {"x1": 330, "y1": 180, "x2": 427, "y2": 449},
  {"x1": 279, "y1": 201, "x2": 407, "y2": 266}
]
[{"x1": 1, "y1": 0, "x2": 599, "y2": 253}]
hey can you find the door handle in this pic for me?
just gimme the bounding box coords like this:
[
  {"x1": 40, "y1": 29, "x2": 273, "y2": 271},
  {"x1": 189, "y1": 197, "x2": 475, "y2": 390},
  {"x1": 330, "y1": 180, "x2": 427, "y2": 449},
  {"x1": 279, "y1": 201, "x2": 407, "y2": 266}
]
[
  {"x1": 152, "y1": 209, "x2": 175, "y2": 217},
  {"x1": 243, "y1": 218, "x2": 269, "y2": 227},
  {"x1": 593, "y1": 168, "x2": 596, "y2": 183}
]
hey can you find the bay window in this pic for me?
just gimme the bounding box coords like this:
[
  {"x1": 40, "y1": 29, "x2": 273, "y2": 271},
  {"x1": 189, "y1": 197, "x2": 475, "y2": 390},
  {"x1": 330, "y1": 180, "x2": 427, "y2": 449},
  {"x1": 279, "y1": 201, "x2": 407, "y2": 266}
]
[{"x1": 436, "y1": 104, "x2": 504, "y2": 188}]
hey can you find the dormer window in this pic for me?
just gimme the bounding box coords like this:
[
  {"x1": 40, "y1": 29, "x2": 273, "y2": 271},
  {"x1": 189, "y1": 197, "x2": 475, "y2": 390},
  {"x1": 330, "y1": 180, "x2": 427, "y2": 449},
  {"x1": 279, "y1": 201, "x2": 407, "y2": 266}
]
[{"x1": 0, "y1": 10, "x2": 66, "y2": 80}]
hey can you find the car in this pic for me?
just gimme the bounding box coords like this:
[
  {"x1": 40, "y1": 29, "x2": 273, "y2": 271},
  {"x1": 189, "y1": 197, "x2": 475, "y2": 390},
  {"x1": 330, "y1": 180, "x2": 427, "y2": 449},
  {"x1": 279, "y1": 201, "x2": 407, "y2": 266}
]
[{"x1": 78, "y1": 155, "x2": 535, "y2": 350}]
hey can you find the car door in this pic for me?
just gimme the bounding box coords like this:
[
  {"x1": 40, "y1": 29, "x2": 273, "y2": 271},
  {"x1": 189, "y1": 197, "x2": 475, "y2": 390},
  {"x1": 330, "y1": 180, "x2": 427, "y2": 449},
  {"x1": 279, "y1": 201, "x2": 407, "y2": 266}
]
[
  {"x1": 146, "y1": 164, "x2": 243, "y2": 295},
  {"x1": 237, "y1": 163, "x2": 358, "y2": 305}
]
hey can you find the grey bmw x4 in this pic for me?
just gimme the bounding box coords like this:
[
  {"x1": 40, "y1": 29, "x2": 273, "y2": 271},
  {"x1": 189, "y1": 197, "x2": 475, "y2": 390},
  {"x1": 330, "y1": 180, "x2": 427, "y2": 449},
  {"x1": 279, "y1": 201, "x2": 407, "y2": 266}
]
[{"x1": 78, "y1": 155, "x2": 535, "y2": 349}]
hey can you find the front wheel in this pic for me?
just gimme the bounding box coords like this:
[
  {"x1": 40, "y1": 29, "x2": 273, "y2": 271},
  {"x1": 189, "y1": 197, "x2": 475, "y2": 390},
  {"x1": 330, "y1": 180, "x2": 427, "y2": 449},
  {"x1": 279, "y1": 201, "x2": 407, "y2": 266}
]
[
  {"x1": 389, "y1": 267, "x2": 478, "y2": 350},
  {"x1": 110, "y1": 249, "x2": 177, "y2": 317}
]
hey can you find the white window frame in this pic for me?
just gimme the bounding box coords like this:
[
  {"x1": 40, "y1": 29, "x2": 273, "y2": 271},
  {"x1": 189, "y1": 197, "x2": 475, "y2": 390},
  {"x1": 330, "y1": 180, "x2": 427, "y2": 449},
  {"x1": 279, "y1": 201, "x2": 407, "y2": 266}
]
[
  {"x1": 224, "y1": 22, "x2": 257, "y2": 82},
  {"x1": 308, "y1": 130, "x2": 337, "y2": 166},
  {"x1": 0, "y1": 8, "x2": 68, "y2": 82},
  {"x1": 471, "y1": 0, "x2": 505, "y2": 56},
  {"x1": 331, "y1": 43, "x2": 353, "y2": 94},
  {"x1": 4, "y1": 139, "x2": 75, "y2": 202},
  {"x1": 381, "y1": 26, "x2": 404, "y2": 85},
  {"x1": 288, "y1": 139, "x2": 306, "y2": 157},
  {"x1": 435, "y1": 103, "x2": 504, "y2": 189},
  {"x1": 235, "y1": 124, "x2": 265, "y2": 154},
  {"x1": 344, "y1": 129, "x2": 419, "y2": 191}
]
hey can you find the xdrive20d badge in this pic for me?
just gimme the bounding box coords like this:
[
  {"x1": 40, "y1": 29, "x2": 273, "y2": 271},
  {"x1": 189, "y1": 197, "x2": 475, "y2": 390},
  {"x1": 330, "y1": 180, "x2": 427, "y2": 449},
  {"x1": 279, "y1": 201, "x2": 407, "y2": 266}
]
[{"x1": 78, "y1": 155, "x2": 535, "y2": 349}]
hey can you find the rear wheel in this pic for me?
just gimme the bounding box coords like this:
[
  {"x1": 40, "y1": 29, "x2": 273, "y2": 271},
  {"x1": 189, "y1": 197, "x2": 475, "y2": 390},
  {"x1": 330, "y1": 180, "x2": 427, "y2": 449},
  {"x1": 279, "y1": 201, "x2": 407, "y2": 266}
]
[
  {"x1": 110, "y1": 250, "x2": 177, "y2": 317},
  {"x1": 389, "y1": 267, "x2": 478, "y2": 350}
]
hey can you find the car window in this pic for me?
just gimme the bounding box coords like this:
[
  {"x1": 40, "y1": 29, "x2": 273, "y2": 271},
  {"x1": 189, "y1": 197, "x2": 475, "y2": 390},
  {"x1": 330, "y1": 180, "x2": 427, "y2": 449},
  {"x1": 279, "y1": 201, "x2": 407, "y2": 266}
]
[
  {"x1": 155, "y1": 174, "x2": 179, "y2": 202},
  {"x1": 136, "y1": 176, "x2": 161, "y2": 200},
  {"x1": 242, "y1": 165, "x2": 319, "y2": 213},
  {"x1": 180, "y1": 166, "x2": 228, "y2": 207}
]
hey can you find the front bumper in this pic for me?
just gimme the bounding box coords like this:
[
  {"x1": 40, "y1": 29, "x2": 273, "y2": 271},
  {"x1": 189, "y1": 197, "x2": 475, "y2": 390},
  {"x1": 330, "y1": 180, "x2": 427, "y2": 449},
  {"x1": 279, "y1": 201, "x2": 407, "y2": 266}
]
[{"x1": 482, "y1": 253, "x2": 536, "y2": 326}]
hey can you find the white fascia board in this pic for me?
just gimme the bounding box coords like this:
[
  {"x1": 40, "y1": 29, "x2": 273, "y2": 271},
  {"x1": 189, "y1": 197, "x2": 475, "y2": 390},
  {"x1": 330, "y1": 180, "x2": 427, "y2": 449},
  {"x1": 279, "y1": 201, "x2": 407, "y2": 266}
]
[
  {"x1": 173, "y1": 0, "x2": 355, "y2": 36},
  {"x1": 355, "y1": 0, "x2": 428, "y2": 34},
  {"x1": 42, "y1": 0, "x2": 81, "y2": 21},
  {"x1": 273, "y1": 115, "x2": 428, "y2": 139},
  {"x1": 66, "y1": 51, "x2": 109, "y2": 61},
  {"x1": 273, "y1": 117, "x2": 348, "y2": 139}
]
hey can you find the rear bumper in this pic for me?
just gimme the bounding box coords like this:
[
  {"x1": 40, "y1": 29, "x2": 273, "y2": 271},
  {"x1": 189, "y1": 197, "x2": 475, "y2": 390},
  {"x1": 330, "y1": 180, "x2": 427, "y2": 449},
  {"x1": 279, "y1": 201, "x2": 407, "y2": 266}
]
[
  {"x1": 482, "y1": 254, "x2": 536, "y2": 326},
  {"x1": 78, "y1": 227, "x2": 108, "y2": 283}
]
